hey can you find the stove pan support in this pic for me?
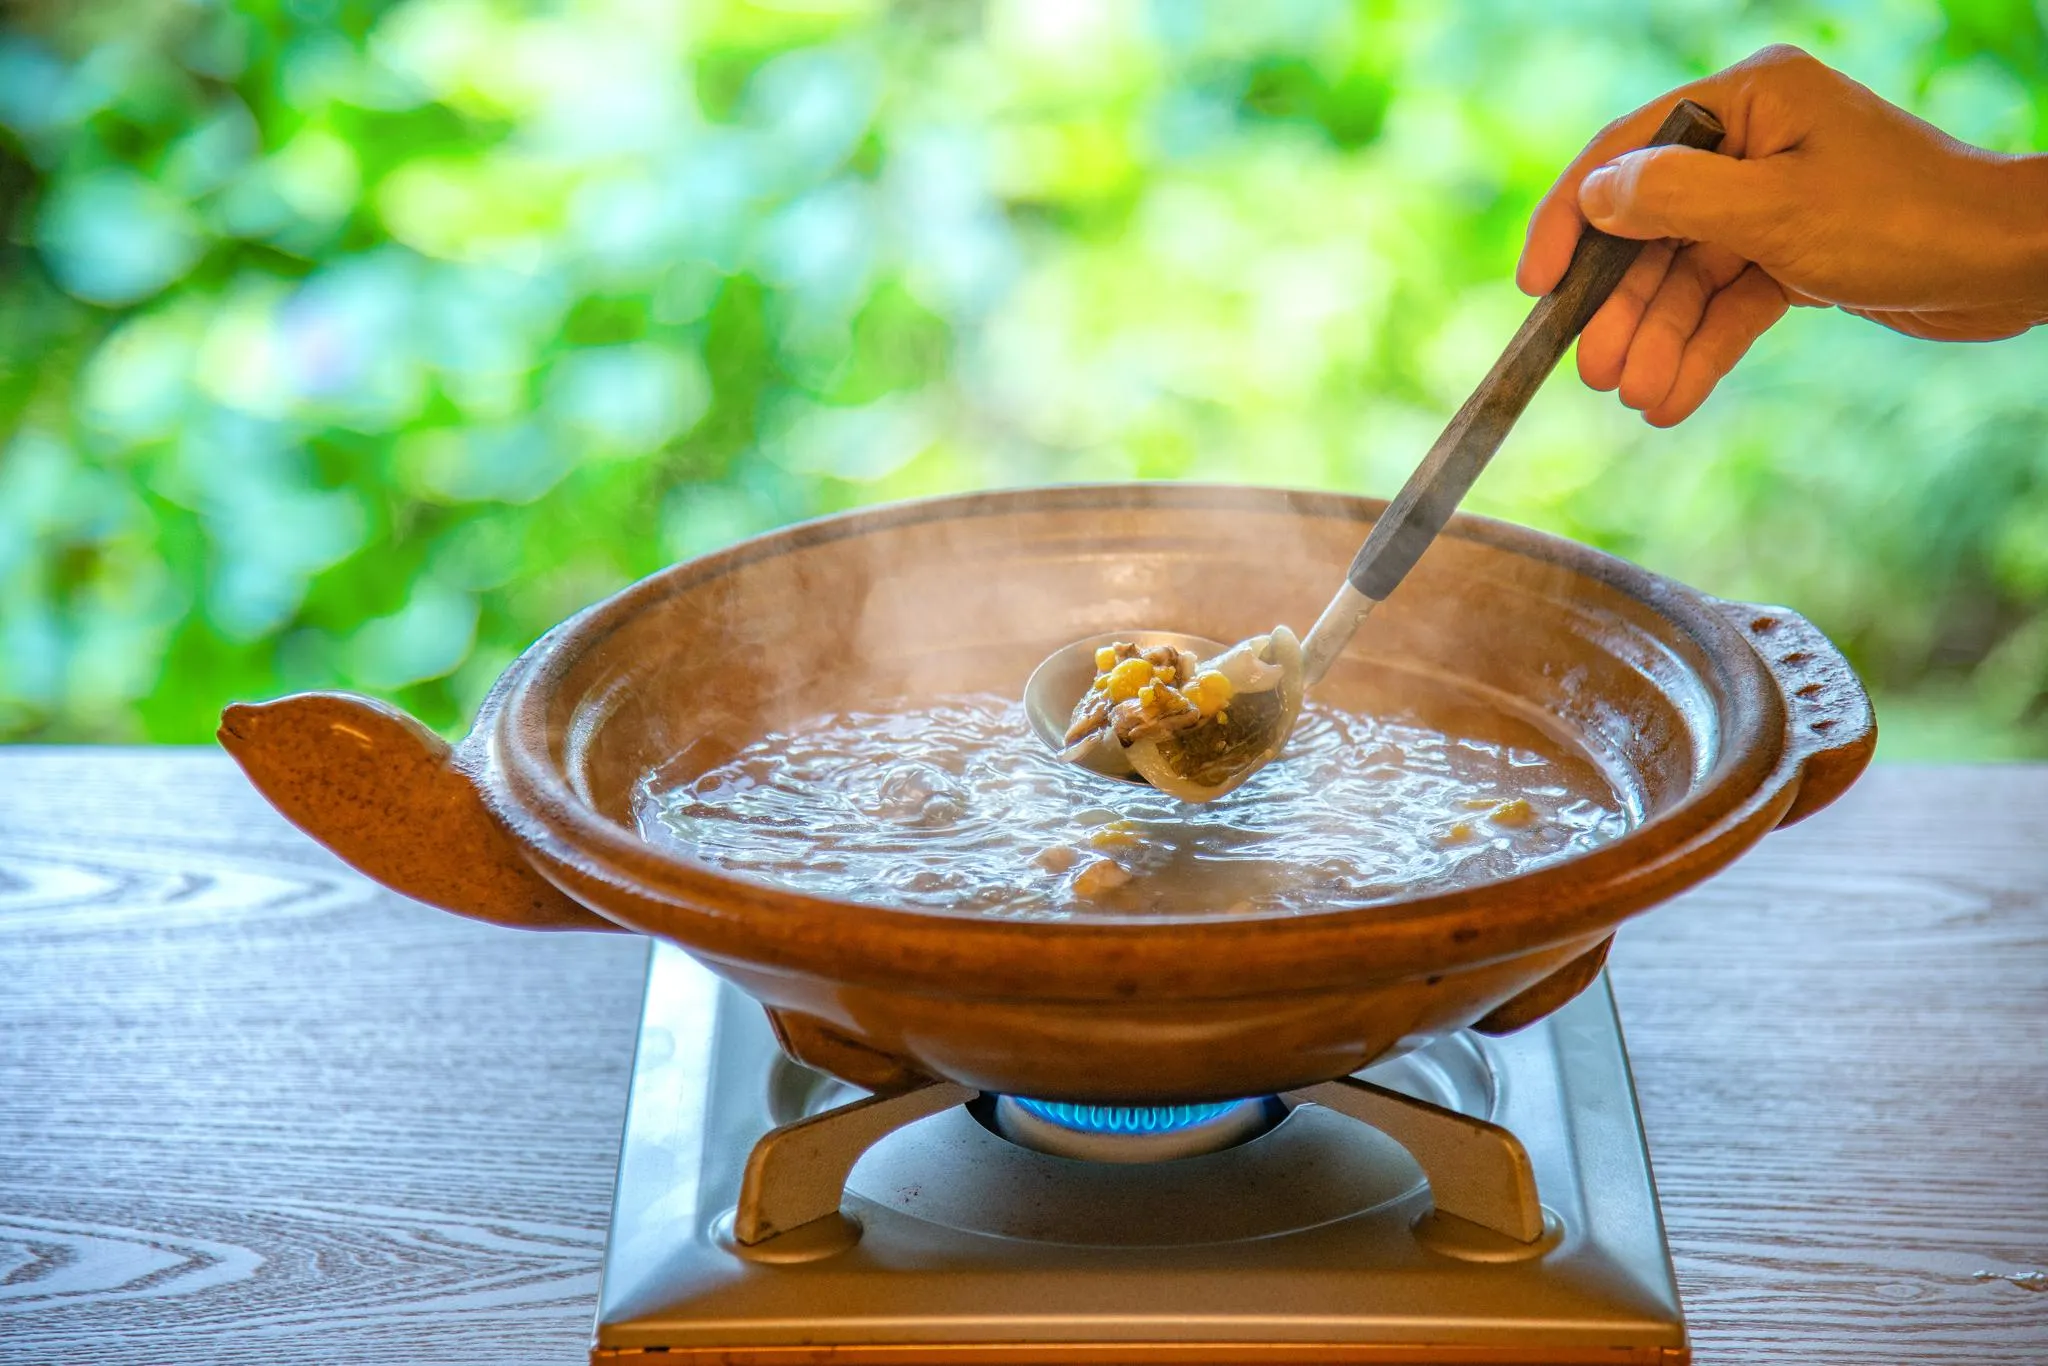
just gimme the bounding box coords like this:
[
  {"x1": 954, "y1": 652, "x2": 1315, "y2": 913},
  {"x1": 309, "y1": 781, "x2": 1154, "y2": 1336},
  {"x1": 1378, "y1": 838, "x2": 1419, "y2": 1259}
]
[
  {"x1": 1286, "y1": 1076, "x2": 1551, "y2": 1248},
  {"x1": 728, "y1": 1080, "x2": 980, "y2": 1257},
  {"x1": 724, "y1": 1074, "x2": 1546, "y2": 1260}
]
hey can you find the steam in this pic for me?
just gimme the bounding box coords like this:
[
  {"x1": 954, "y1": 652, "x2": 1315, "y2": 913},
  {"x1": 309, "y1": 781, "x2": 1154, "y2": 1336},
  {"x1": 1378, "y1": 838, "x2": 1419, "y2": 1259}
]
[{"x1": 603, "y1": 485, "x2": 1651, "y2": 838}]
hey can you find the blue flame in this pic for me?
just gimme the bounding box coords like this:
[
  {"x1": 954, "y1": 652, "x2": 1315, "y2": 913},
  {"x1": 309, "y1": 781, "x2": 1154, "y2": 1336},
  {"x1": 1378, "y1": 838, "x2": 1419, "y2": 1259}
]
[{"x1": 1010, "y1": 1097, "x2": 1249, "y2": 1135}]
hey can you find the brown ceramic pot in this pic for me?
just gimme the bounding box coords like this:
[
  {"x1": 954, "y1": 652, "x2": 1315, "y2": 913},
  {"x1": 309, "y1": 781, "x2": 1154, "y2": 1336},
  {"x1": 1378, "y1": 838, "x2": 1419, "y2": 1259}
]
[{"x1": 218, "y1": 484, "x2": 1873, "y2": 1103}]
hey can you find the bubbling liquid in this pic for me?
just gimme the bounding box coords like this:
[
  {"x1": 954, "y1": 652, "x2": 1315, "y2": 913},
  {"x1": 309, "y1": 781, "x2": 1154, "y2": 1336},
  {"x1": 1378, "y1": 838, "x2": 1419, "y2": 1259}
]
[{"x1": 634, "y1": 694, "x2": 1631, "y2": 921}]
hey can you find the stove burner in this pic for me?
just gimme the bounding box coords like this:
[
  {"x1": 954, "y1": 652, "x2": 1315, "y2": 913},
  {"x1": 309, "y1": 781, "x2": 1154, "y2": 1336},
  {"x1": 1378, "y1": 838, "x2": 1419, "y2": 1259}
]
[
  {"x1": 993, "y1": 1094, "x2": 1274, "y2": 1162},
  {"x1": 1011, "y1": 1098, "x2": 1241, "y2": 1132}
]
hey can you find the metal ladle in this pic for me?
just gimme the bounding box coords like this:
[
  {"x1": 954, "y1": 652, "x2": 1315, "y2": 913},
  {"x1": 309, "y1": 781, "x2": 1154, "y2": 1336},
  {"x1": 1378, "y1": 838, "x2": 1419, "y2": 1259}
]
[{"x1": 1025, "y1": 100, "x2": 1726, "y2": 800}]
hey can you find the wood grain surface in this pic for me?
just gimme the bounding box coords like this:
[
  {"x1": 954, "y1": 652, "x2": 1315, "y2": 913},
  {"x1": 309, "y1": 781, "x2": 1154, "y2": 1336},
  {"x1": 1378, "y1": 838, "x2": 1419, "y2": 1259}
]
[{"x1": 1, "y1": 751, "x2": 2043, "y2": 1364}]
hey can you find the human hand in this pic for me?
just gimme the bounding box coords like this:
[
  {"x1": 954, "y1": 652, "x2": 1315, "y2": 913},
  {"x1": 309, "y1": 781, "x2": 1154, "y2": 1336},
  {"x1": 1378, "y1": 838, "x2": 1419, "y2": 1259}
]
[{"x1": 1517, "y1": 45, "x2": 2048, "y2": 426}]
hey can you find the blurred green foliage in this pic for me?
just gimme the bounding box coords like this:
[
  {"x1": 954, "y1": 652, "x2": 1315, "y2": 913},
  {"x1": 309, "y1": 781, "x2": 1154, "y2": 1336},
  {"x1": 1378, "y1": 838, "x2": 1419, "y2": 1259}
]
[{"x1": 2, "y1": 0, "x2": 2045, "y2": 755}]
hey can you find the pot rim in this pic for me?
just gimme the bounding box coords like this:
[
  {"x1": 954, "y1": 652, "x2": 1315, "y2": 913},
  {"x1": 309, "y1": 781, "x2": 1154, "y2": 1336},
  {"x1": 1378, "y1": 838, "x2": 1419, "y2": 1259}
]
[{"x1": 482, "y1": 482, "x2": 1797, "y2": 996}]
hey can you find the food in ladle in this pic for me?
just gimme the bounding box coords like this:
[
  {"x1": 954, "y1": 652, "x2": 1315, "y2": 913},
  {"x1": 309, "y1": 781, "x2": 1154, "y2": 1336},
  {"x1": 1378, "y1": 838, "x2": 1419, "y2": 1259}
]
[
  {"x1": 1061, "y1": 628, "x2": 1306, "y2": 803},
  {"x1": 1064, "y1": 643, "x2": 1209, "y2": 746},
  {"x1": 636, "y1": 690, "x2": 1631, "y2": 920}
]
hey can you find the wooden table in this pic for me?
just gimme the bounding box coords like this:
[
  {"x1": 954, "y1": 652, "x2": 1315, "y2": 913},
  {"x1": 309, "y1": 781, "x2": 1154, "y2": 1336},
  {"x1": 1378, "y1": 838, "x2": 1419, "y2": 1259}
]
[{"x1": 1, "y1": 752, "x2": 2043, "y2": 1364}]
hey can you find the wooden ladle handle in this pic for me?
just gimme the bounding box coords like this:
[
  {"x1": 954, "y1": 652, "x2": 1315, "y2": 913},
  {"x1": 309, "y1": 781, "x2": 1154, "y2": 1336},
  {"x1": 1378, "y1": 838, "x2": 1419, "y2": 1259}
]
[{"x1": 1346, "y1": 98, "x2": 1726, "y2": 601}]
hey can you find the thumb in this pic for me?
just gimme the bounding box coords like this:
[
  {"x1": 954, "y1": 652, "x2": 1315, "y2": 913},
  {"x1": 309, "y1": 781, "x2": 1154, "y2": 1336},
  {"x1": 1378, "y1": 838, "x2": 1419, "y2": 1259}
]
[{"x1": 1579, "y1": 146, "x2": 1779, "y2": 250}]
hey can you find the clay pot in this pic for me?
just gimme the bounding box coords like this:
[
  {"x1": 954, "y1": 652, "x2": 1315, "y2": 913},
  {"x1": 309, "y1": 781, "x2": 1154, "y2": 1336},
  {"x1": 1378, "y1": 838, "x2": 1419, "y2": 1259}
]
[{"x1": 218, "y1": 485, "x2": 1873, "y2": 1103}]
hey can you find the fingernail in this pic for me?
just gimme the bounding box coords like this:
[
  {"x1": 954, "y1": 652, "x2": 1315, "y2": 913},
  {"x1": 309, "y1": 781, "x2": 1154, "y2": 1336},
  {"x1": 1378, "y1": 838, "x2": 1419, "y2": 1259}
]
[{"x1": 1580, "y1": 168, "x2": 1616, "y2": 223}]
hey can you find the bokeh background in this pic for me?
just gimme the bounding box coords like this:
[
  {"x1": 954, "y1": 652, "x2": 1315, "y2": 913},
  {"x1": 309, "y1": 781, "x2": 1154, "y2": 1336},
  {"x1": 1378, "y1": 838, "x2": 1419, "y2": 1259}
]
[{"x1": 3, "y1": 0, "x2": 2045, "y2": 753}]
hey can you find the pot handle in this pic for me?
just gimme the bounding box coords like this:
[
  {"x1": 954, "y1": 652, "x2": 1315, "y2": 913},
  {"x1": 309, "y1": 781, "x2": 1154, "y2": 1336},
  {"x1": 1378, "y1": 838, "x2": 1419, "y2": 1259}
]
[
  {"x1": 1469, "y1": 935, "x2": 1614, "y2": 1037},
  {"x1": 218, "y1": 692, "x2": 623, "y2": 932},
  {"x1": 1714, "y1": 602, "x2": 1877, "y2": 827},
  {"x1": 1476, "y1": 602, "x2": 1872, "y2": 1036}
]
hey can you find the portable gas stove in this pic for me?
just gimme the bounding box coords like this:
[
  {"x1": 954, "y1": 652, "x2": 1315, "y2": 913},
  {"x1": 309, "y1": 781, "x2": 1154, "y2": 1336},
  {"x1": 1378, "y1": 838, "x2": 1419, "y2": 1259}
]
[{"x1": 594, "y1": 943, "x2": 1687, "y2": 1363}]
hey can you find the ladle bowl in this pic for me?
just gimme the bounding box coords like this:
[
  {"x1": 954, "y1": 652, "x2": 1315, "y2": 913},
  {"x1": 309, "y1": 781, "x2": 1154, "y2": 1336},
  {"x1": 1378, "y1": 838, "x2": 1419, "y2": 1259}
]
[{"x1": 217, "y1": 484, "x2": 1874, "y2": 1104}]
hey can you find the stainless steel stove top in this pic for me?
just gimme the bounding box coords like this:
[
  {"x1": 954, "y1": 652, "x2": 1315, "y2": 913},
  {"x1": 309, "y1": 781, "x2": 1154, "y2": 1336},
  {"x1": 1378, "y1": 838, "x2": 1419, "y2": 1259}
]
[{"x1": 594, "y1": 943, "x2": 1687, "y2": 1363}]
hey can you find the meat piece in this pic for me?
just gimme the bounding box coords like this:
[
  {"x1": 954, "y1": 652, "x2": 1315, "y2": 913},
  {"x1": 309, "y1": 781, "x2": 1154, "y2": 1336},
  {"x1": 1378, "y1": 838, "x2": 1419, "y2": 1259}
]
[
  {"x1": 1140, "y1": 644, "x2": 1184, "y2": 681},
  {"x1": 1072, "y1": 858, "x2": 1132, "y2": 898},
  {"x1": 1110, "y1": 692, "x2": 1203, "y2": 744},
  {"x1": 1064, "y1": 689, "x2": 1114, "y2": 744},
  {"x1": 1034, "y1": 845, "x2": 1081, "y2": 873}
]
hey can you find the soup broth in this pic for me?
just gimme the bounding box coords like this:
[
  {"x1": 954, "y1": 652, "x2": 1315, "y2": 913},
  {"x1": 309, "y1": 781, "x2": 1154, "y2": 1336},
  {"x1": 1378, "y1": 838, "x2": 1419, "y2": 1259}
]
[{"x1": 635, "y1": 690, "x2": 1632, "y2": 921}]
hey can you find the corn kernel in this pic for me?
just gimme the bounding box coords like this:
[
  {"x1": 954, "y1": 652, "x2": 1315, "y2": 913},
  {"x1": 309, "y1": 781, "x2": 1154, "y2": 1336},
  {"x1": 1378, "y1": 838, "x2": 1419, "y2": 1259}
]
[
  {"x1": 1094, "y1": 646, "x2": 1118, "y2": 673},
  {"x1": 1105, "y1": 657, "x2": 1154, "y2": 702},
  {"x1": 1488, "y1": 798, "x2": 1537, "y2": 828},
  {"x1": 1439, "y1": 822, "x2": 1475, "y2": 845},
  {"x1": 1187, "y1": 669, "x2": 1235, "y2": 717},
  {"x1": 1088, "y1": 822, "x2": 1141, "y2": 849},
  {"x1": 1091, "y1": 675, "x2": 1109, "y2": 691}
]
